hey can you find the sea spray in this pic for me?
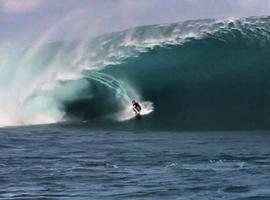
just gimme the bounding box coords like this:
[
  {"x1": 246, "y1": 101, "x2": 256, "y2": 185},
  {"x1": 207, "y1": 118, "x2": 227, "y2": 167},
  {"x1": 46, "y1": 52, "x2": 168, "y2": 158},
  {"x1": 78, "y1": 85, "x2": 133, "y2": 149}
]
[{"x1": 1, "y1": 16, "x2": 270, "y2": 129}]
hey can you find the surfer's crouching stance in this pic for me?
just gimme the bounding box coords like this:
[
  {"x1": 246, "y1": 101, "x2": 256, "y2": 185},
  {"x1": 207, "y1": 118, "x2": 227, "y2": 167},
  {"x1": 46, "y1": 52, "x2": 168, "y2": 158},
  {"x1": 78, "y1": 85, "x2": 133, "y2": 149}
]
[{"x1": 132, "y1": 100, "x2": 141, "y2": 114}]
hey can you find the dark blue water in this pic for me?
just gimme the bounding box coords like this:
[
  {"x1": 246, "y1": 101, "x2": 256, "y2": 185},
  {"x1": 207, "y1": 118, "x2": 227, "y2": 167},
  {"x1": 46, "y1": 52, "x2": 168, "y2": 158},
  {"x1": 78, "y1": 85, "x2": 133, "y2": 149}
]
[{"x1": 1, "y1": 127, "x2": 270, "y2": 199}]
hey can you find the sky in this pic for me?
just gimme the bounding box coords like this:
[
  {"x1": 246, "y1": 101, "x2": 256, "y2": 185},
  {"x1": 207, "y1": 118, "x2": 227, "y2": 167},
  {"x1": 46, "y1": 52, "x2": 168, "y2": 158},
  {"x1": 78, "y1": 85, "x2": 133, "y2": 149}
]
[{"x1": 0, "y1": 0, "x2": 270, "y2": 43}]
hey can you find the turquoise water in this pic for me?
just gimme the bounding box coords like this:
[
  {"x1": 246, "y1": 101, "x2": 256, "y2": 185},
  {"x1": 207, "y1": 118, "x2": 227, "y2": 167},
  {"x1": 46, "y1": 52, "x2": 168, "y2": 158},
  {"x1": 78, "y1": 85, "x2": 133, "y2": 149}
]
[
  {"x1": 1, "y1": 16, "x2": 270, "y2": 129},
  {"x1": 1, "y1": 128, "x2": 270, "y2": 199},
  {"x1": 1, "y1": 16, "x2": 270, "y2": 199}
]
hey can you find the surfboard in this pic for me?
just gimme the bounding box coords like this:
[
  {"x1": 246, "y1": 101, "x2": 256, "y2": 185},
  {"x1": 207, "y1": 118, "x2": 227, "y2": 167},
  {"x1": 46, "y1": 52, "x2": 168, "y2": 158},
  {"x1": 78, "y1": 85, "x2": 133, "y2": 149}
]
[
  {"x1": 135, "y1": 113, "x2": 142, "y2": 120},
  {"x1": 133, "y1": 111, "x2": 141, "y2": 120},
  {"x1": 115, "y1": 101, "x2": 154, "y2": 121}
]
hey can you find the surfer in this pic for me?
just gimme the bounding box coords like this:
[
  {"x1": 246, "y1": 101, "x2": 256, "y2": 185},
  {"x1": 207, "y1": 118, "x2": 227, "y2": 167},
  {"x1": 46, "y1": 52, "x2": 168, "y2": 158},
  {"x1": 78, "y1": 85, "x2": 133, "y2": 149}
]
[{"x1": 132, "y1": 100, "x2": 141, "y2": 114}]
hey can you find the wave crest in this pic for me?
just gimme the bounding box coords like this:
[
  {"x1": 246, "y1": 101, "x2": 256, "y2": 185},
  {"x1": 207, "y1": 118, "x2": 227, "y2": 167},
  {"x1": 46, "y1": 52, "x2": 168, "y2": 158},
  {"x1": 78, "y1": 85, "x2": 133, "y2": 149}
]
[{"x1": 1, "y1": 16, "x2": 270, "y2": 129}]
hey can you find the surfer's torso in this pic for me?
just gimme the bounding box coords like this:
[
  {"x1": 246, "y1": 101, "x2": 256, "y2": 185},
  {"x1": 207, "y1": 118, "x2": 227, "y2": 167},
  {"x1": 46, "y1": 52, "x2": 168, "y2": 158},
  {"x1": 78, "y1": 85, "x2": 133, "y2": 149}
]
[{"x1": 133, "y1": 102, "x2": 141, "y2": 113}]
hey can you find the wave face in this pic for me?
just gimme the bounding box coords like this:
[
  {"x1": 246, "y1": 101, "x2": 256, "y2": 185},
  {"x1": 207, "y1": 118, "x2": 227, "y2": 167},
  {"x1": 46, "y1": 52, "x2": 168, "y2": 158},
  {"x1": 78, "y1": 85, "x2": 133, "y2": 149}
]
[{"x1": 1, "y1": 16, "x2": 270, "y2": 130}]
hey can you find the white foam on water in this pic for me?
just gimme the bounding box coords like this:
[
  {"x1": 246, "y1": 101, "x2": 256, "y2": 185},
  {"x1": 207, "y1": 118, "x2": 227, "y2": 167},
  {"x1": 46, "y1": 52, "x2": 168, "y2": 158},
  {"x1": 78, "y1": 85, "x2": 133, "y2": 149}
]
[{"x1": 116, "y1": 101, "x2": 154, "y2": 121}]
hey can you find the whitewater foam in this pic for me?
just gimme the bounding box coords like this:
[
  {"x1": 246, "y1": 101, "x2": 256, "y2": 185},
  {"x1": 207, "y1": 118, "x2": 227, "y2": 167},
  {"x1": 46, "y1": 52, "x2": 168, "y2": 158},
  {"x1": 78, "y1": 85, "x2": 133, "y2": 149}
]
[
  {"x1": 116, "y1": 101, "x2": 154, "y2": 121},
  {"x1": 1, "y1": 16, "x2": 270, "y2": 128}
]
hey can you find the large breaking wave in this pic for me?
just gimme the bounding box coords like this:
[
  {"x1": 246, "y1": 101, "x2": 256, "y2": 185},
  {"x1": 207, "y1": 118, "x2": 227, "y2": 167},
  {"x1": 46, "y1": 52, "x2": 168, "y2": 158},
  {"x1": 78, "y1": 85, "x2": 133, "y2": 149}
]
[{"x1": 1, "y1": 16, "x2": 270, "y2": 130}]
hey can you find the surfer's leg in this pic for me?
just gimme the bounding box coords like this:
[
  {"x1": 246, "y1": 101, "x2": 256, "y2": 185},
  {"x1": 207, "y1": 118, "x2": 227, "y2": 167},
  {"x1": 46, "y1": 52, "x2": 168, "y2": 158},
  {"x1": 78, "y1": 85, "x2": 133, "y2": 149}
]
[{"x1": 133, "y1": 107, "x2": 138, "y2": 113}]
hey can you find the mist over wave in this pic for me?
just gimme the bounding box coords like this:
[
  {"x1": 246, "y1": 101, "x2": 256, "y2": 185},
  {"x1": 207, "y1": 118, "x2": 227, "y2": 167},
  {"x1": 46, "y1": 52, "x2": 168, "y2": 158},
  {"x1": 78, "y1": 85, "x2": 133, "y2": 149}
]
[{"x1": 1, "y1": 16, "x2": 270, "y2": 129}]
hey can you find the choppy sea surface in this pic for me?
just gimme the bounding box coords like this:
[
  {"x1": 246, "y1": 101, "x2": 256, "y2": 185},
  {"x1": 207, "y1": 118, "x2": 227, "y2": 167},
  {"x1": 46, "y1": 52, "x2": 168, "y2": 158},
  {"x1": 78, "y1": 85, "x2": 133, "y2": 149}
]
[{"x1": 0, "y1": 127, "x2": 270, "y2": 200}]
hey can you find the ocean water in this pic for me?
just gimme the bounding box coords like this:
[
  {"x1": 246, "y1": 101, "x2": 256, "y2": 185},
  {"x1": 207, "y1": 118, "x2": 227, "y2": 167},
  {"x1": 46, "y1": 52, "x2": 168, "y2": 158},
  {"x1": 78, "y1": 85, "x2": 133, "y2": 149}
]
[
  {"x1": 1, "y1": 127, "x2": 270, "y2": 200},
  {"x1": 1, "y1": 16, "x2": 270, "y2": 129},
  {"x1": 1, "y1": 16, "x2": 270, "y2": 199}
]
